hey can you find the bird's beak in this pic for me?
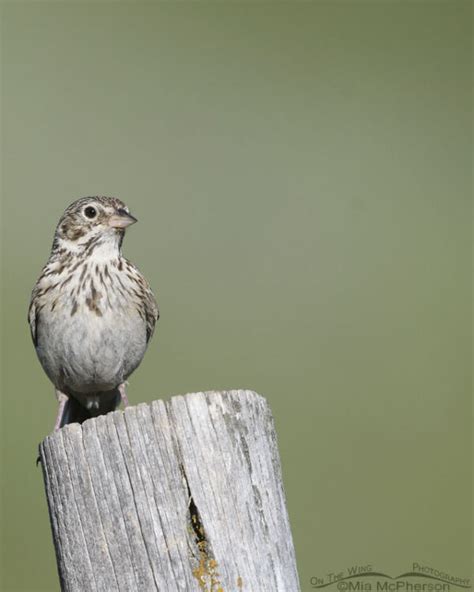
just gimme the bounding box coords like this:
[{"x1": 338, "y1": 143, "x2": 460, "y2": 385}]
[{"x1": 108, "y1": 209, "x2": 138, "y2": 229}]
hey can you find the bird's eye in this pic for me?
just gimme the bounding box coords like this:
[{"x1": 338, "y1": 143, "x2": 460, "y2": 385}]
[{"x1": 84, "y1": 206, "x2": 97, "y2": 219}]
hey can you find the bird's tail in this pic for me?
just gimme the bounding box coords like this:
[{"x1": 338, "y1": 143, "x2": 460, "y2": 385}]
[{"x1": 60, "y1": 389, "x2": 121, "y2": 428}]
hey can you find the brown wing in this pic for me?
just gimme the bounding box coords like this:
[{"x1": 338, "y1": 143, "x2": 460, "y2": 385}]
[
  {"x1": 143, "y1": 284, "x2": 159, "y2": 343},
  {"x1": 124, "y1": 258, "x2": 159, "y2": 343},
  {"x1": 28, "y1": 275, "x2": 45, "y2": 347},
  {"x1": 28, "y1": 296, "x2": 38, "y2": 346}
]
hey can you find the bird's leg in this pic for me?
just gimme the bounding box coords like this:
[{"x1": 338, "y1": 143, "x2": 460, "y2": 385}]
[
  {"x1": 118, "y1": 382, "x2": 130, "y2": 408},
  {"x1": 54, "y1": 389, "x2": 69, "y2": 431}
]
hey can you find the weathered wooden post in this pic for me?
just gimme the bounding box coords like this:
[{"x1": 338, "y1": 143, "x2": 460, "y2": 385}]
[{"x1": 39, "y1": 389, "x2": 300, "y2": 591}]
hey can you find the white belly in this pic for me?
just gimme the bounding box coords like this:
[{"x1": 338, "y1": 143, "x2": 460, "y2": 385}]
[{"x1": 36, "y1": 304, "x2": 147, "y2": 393}]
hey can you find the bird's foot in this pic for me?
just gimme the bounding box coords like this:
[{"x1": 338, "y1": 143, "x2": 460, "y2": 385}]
[
  {"x1": 54, "y1": 390, "x2": 69, "y2": 431},
  {"x1": 118, "y1": 382, "x2": 130, "y2": 408}
]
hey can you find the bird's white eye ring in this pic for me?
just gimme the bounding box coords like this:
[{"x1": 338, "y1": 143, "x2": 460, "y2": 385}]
[{"x1": 84, "y1": 206, "x2": 97, "y2": 219}]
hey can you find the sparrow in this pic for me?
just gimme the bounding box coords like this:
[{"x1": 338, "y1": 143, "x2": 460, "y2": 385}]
[{"x1": 28, "y1": 196, "x2": 159, "y2": 430}]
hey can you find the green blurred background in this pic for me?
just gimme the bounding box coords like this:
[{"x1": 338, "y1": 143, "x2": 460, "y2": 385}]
[{"x1": 1, "y1": 1, "x2": 471, "y2": 591}]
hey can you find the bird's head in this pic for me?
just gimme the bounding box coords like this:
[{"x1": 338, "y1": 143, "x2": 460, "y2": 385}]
[{"x1": 53, "y1": 196, "x2": 137, "y2": 256}]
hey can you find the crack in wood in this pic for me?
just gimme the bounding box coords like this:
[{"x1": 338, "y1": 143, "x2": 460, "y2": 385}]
[{"x1": 181, "y1": 465, "x2": 224, "y2": 592}]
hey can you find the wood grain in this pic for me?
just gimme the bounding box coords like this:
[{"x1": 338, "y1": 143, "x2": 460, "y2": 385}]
[{"x1": 40, "y1": 389, "x2": 300, "y2": 591}]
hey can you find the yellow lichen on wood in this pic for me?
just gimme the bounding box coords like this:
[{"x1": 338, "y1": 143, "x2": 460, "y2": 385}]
[
  {"x1": 188, "y1": 506, "x2": 224, "y2": 592},
  {"x1": 191, "y1": 540, "x2": 224, "y2": 592}
]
